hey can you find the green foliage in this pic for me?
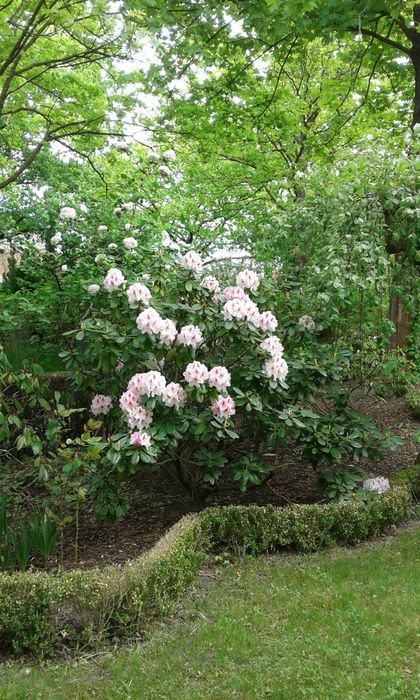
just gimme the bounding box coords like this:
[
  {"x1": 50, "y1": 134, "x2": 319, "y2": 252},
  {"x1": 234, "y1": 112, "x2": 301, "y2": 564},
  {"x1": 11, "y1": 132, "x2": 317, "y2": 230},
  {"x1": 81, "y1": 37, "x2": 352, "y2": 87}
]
[
  {"x1": 406, "y1": 386, "x2": 420, "y2": 420},
  {"x1": 390, "y1": 465, "x2": 420, "y2": 499},
  {"x1": 318, "y1": 467, "x2": 366, "y2": 501},
  {"x1": 0, "y1": 489, "x2": 411, "y2": 657},
  {"x1": 200, "y1": 488, "x2": 411, "y2": 555}
]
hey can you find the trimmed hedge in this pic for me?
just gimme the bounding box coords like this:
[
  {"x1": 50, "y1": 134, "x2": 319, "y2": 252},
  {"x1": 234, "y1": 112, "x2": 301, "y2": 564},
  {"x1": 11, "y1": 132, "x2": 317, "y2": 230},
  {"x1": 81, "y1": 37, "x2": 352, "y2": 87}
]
[{"x1": 0, "y1": 488, "x2": 412, "y2": 657}]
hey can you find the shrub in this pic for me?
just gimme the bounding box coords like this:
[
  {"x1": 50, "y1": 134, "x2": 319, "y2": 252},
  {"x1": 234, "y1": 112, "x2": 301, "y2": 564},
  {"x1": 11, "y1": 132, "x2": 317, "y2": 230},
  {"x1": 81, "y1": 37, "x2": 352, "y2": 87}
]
[
  {"x1": 56, "y1": 246, "x2": 400, "y2": 504},
  {"x1": 406, "y1": 386, "x2": 420, "y2": 420},
  {"x1": 0, "y1": 489, "x2": 411, "y2": 657},
  {"x1": 390, "y1": 465, "x2": 420, "y2": 499},
  {"x1": 199, "y1": 488, "x2": 411, "y2": 555}
]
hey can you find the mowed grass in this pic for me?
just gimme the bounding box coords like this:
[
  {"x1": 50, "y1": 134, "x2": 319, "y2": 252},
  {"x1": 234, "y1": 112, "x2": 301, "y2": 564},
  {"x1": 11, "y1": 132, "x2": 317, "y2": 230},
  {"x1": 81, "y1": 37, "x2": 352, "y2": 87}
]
[{"x1": 1, "y1": 526, "x2": 419, "y2": 700}]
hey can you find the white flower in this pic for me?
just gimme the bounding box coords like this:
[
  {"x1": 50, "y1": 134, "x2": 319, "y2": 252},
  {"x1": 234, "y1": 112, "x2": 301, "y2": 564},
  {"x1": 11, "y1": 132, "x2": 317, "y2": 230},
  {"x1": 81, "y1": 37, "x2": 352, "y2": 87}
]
[
  {"x1": 162, "y1": 382, "x2": 187, "y2": 409},
  {"x1": 123, "y1": 236, "x2": 138, "y2": 250},
  {"x1": 103, "y1": 267, "x2": 125, "y2": 292},
  {"x1": 61, "y1": 264, "x2": 68, "y2": 272},
  {"x1": 263, "y1": 356, "x2": 288, "y2": 383},
  {"x1": 183, "y1": 361, "x2": 208, "y2": 387},
  {"x1": 90, "y1": 394, "x2": 113, "y2": 416},
  {"x1": 88, "y1": 284, "x2": 100, "y2": 296},
  {"x1": 223, "y1": 286, "x2": 247, "y2": 300},
  {"x1": 126, "y1": 405, "x2": 153, "y2": 430},
  {"x1": 177, "y1": 324, "x2": 203, "y2": 348},
  {"x1": 108, "y1": 243, "x2": 118, "y2": 250},
  {"x1": 119, "y1": 390, "x2": 139, "y2": 413},
  {"x1": 159, "y1": 319, "x2": 177, "y2": 345},
  {"x1": 148, "y1": 151, "x2": 160, "y2": 162},
  {"x1": 211, "y1": 395, "x2": 235, "y2": 419},
  {"x1": 162, "y1": 148, "x2": 176, "y2": 162},
  {"x1": 363, "y1": 477, "x2": 390, "y2": 494},
  {"x1": 124, "y1": 223, "x2": 132, "y2": 231},
  {"x1": 158, "y1": 165, "x2": 171, "y2": 177},
  {"x1": 208, "y1": 366, "x2": 231, "y2": 391},
  {"x1": 130, "y1": 431, "x2": 151, "y2": 448},
  {"x1": 140, "y1": 370, "x2": 166, "y2": 398},
  {"x1": 113, "y1": 206, "x2": 122, "y2": 215},
  {"x1": 201, "y1": 275, "x2": 220, "y2": 293},
  {"x1": 260, "y1": 336, "x2": 284, "y2": 357},
  {"x1": 98, "y1": 225, "x2": 108, "y2": 232},
  {"x1": 136, "y1": 308, "x2": 162, "y2": 335},
  {"x1": 121, "y1": 202, "x2": 135, "y2": 211},
  {"x1": 59, "y1": 206, "x2": 76, "y2": 220},
  {"x1": 180, "y1": 250, "x2": 203, "y2": 273},
  {"x1": 236, "y1": 269, "x2": 260, "y2": 291},
  {"x1": 127, "y1": 283, "x2": 151, "y2": 307},
  {"x1": 298, "y1": 315, "x2": 315, "y2": 332},
  {"x1": 256, "y1": 311, "x2": 278, "y2": 332},
  {"x1": 222, "y1": 298, "x2": 248, "y2": 321},
  {"x1": 50, "y1": 233, "x2": 62, "y2": 247}
]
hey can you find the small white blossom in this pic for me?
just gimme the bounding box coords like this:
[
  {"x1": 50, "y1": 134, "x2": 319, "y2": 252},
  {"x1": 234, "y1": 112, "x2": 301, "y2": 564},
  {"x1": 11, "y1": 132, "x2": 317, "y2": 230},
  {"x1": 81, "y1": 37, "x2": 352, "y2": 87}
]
[
  {"x1": 263, "y1": 356, "x2": 288, "y2": 383},
  {"x1": 88, "y1": 284, "x2": 100, "y2": 296},
  {"x1": 98, "y1": 225, "x2": 108, "y2": 232},
  {"x1": 59, "y1": 206, "x2": 76, "y2": 220},
  {"x1": 162, "y1": 149, "x2": 176, "y2": 162},
  {"x1": 123, "y1": 236, "x2": 138, "y2": 250},
  {"x1": 363, "y1": 477, "x2": 390, "y2": 494}
]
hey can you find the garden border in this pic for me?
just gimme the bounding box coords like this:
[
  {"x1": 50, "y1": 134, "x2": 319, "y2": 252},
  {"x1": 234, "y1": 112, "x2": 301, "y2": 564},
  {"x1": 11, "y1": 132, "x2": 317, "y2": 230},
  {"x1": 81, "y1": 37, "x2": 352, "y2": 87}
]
[{"x1": 0, "y1": 487, "x2": 412, "y2": 657}]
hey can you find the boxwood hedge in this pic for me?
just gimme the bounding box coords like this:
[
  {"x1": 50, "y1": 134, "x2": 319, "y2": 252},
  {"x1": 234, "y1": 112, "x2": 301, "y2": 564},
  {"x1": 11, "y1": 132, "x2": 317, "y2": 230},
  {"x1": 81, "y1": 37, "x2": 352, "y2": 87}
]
[{"x1": 0, "y1": 488, "x2": 412, "y2": 657}]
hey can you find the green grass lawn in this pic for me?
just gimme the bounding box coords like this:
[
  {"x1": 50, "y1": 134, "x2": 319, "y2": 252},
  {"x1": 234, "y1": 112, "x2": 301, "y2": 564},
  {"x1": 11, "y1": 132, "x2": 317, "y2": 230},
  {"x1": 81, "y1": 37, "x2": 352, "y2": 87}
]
[{"x1": 1, "y1": 526, "x2": 419, "y2": 699}]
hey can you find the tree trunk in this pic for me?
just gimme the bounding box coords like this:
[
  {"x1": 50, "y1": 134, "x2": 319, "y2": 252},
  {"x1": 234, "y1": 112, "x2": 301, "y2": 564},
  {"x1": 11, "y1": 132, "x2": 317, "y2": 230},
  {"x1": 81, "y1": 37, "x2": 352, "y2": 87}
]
[
  {"x1": 388, "y1": 294, "x2": 411, "y2": 349},
  {"x1": 411, "y1": 45, "x2": 420, "y2": 128}
]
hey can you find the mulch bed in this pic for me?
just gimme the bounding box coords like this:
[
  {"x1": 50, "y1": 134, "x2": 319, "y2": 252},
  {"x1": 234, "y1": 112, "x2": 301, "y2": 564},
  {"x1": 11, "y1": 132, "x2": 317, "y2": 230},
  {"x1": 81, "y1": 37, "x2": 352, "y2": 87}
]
[{"x1": 47, "y1": 392, "x2": 419, "y2": 571}]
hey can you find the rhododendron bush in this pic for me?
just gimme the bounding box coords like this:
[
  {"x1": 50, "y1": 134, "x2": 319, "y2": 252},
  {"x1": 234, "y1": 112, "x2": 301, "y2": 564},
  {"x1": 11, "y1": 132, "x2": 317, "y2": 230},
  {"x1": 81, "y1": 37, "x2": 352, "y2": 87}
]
[
  {"x1": 59, "y1": 247, "x2": 399, "y2": 504},
  {"x1": 60, "y1": 249, "x2": 293, "y2": 497}
]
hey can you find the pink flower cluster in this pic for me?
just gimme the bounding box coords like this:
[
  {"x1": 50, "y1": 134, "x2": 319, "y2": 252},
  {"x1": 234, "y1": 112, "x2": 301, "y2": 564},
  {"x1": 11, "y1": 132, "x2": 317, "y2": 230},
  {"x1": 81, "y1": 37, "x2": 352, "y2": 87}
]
[
  {"x1": 260, "y1": 336, "x2": 284, "y2": 357},
  {"x1": 130, "y1": 431, "x2": 151, "y2": 448},
  {"x1": 223, "y1": 286, "x2": 247, "y2": 301},
  {"x1": 177, "y1": 324, "x2": 203, "y2": 349},
  {"x1": 162, "y1": 382, "x2": 187, "y2": 408},
  {"x1": 90, "y1": 394, "x2": 113, "y2": 416},
  {"x1": 298, "y1": 315, "x2": 315, "y2": 332},
  {"x1": 201, "y1": 275, "x2": 220, "y2": 293},
  {"x1": 208, "y1": 366, "x2": 231, "y2": 391},
  {"x1": 180, "y1": 250, "x2": 203, "y2": 272},
  {"x1": 126, "y1": 405, "x2": 153, "y2": 430},
  {"x1": 236, "y1": 269, "x2": 260, "y2": 291},
  {"x1": 211, "y1": 395, "x2": 235, "y2": 419},
  {"x1": 127, "y1": 282, "x2": 151, "y2": 307},
  {"x1": 183, "y1": 361, "x2": 209, "y2": 387},
  {"x1": 136, "y1": 308, "x2": 162, "y2": 335},
  {"x1": 127, "y1": 370, "x2": 166, "y2": 398},
  {"x1": 160, "y1": 319, "x2": 177, "y2": 345},
  {"x1": 362, "y1": 476, "x2": 390, "y2": 494},
  {"x1": 103, "y1": 268, "x2": 125, "y2": 292},
  {"x1": 263, "y1": 355, "x2": 288, "y2": 383}
]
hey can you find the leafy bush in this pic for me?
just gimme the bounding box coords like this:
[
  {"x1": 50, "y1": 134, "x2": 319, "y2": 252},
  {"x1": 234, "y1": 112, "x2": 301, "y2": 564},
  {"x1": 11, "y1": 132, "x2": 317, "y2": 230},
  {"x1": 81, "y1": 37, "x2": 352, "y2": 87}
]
[
  {"x1": 390, "y1": 465, "x2": 420, "y2": 499},
  {"x1": 0, "y1": 489, "x2": 411, "y2": 657},
  {"x1": 406, "y1": 386, "x2": 420, "y2": 420},
  {"x1": 54, "y1": 246, "x2": 399, "y2": 504}
]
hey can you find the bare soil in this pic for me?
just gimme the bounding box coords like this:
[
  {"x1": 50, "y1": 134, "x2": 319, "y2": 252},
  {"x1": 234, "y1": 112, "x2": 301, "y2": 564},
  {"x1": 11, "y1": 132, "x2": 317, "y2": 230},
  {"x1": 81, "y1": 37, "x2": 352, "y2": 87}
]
[{"x1": 49, "y1": 393, "x2": 419, "y2": 570}]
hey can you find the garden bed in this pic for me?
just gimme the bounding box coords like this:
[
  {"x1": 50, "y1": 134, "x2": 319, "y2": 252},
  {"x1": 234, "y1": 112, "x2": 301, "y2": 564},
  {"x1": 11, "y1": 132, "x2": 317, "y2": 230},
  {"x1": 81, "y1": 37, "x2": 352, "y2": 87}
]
[
  {"x1": 0, "y1": 489, "x2": 412, "y2": 657},
  {"x1": 49, "y1": 392, "x2": 419, "y2": 570}
]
